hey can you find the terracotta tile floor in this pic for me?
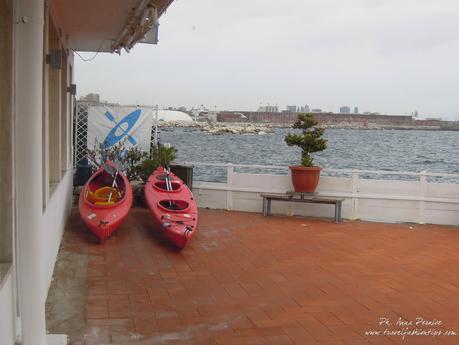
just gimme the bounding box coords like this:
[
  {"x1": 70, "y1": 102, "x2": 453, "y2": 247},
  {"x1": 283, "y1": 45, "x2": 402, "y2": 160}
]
[{"x1": 54, "y1": 207, "x2": 459, "y2": 345}]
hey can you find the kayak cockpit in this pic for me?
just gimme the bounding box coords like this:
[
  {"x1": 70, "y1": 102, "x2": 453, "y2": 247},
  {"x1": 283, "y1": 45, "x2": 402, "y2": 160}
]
[
  {"x1": 152, "y1": 180, "x2": 183, "y2": 192},
  {"x1": 158, "y1": 200, "x2": 190, "y2": 212},
  {"x1": 85, "y1": 168, "x2": 126, "y2": 206}
]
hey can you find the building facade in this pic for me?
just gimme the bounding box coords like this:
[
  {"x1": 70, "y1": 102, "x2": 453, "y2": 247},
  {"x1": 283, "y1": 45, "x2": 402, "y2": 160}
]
[
  {"x1": 340, "y1": 106, "x2": 351, "y2": 114},
  {"x1": 0, "y1": 1, "x2": 174, "y2": 344},
  {"x1": 257, "y1": 105, "x2": 279, "y2": 113}
]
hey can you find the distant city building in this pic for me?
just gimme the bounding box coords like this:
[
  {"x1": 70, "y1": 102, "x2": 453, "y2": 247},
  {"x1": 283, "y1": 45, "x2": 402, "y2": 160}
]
[
  {"x1": 258, "y1": 105, "x2": 279, "y2": 113},
  {"x1": 311, "y1": 109, "x2": 322, "y2": 113},
  {"x1": 80, "y1": 93, "x2": 100, "y2": 103},
  {"x1": 354, "y1": 107, "x2": 359, "y2": 114},
  {"x1": 363, "y1": 112, "x2": 371, "y2": 115},
  {"x1": 304, "y1": 105, "x2": 310, "y2": 113},
  {"x1": 300, "y1": 106, "x2": 305, "y2": 112},
  {"x1": 340, "y1": 106, "x2": 351, "y2": 114},
  {"x1": 286, "y1": 105, "x2": 297, "y2": 113}
]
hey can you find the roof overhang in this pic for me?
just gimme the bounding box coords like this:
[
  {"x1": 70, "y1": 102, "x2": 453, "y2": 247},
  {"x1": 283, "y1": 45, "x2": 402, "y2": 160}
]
[{"x1": 50, "y1": 0, "x2": 174, "y2": 53}]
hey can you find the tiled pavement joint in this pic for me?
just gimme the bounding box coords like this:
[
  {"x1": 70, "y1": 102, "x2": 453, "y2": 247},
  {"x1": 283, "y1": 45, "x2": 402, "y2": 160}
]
[{"x1": 47, "y1": 207, "x2": 459, "y2": 344}]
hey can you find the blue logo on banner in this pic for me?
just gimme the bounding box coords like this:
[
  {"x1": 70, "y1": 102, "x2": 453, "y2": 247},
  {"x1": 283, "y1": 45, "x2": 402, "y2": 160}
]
[{"x1": 103, "y1": 109, "x2": 141, "y2": 148}]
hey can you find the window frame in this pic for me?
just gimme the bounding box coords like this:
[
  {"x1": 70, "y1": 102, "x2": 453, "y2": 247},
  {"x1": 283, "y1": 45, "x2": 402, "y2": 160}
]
[{"x1": 0, "y1": 0, "x2": 14, "y2": 285}]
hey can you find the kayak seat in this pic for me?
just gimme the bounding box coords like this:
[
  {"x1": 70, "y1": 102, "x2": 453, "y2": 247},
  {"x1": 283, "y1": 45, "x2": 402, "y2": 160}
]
[
  {"x1": 87, "y1": 186, "x2": 121, "y2": 204},
  {"x1": 94, "y1": 201, "x2": 116, "y2": 206},
  {"x1": 95, "y1": 186, "x2": 121, "y2": 200},
  {"x1": 87, "y1": 191, "x2": 106, "y2": 203}
]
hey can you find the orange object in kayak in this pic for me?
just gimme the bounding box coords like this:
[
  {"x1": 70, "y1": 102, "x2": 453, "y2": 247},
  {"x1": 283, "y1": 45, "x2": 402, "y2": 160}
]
[
  {"x1": 144, "y1": 167, "x2": 198, "y2": 249},
  {"x1": 79, "y1": 162, "x2": 133, "y2": 243}
]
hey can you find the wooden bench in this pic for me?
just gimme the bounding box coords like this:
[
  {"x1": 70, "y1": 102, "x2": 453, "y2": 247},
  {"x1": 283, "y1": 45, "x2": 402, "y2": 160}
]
[{"x1": 261, "y1": 192, "x2": 344, "y2": 223}]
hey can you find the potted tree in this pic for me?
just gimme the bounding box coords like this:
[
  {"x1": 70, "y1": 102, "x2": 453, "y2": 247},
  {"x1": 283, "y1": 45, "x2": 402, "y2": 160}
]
[{"x1": 285, "y1": 113, "x2": 327, "y2": 193}]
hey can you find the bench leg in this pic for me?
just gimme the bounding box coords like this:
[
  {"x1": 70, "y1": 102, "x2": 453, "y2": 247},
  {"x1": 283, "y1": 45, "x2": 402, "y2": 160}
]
[
  {"x1": 262, "y1": 198, "x2": 267, "y2": 216},
  {"x1": 335, "y1": 202, "x2": 342, "y2": 223},
  {"x1": 267, "y1": 199, "x2": 272, "y2": 216}
]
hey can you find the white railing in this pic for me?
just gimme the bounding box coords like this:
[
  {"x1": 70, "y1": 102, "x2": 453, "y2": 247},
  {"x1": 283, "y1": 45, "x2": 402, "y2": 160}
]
[
  {"x1": 183, "y1": 162, "x2": 288, "y2": 170},
  {"x1": 179, "y1": 162, "x2": 459, "y2": 225},
  {"x1": 182, "y1": 161, "x2": 459, "y2": 179}
]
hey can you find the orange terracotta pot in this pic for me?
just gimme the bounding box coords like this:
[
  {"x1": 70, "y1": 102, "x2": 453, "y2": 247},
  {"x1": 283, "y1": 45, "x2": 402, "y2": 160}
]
[{"x1": 289, "y1": 166, "x2": 321, "y2": 193}]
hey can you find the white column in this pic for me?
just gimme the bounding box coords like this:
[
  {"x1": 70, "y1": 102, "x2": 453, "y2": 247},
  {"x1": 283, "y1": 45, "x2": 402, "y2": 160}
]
[{"x1": 15, "y1": 0, "x2": 47, "y2": 344}]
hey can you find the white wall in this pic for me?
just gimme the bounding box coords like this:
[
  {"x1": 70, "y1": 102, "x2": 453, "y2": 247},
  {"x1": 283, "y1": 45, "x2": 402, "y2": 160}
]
[
  {"x1": 42, "y1": 170, "x2": 73, "y2": 300},
  {"x1": 0, "y1": 273, "x2": 15, "y2": 345},
  {"x1": 7, "y1": 0, "x2": 75, "y2": 342},
  {"x1": 192, "y1": 171, "x2": 459, "y2": 226}
]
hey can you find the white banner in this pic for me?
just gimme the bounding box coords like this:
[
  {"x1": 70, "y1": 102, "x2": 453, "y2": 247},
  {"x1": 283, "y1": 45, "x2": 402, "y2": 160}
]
[{"x1": 86, "y1": 106, "x2": 155, "y2": 152}]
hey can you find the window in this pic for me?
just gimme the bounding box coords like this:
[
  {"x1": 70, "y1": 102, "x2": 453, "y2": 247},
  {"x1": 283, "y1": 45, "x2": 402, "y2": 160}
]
[
  {"x1": 61, "y1": 52, "x2": 69, "y2": 171},
  {"x1": 43, "y1": 12, "x2": 70, "y2": 206},
  {"x1": 47, "y1": 17, "x2": 62, "y2": 193}
]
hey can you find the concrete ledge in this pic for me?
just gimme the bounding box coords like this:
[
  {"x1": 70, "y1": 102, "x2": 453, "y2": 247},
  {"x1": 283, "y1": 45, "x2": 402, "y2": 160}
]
[{"x1": 47, "y1": 334, "x2": 67, "y2": 345}]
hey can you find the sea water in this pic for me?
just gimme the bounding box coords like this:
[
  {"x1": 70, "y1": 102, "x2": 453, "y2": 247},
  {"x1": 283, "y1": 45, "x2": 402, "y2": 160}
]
[{"x1": 159, "y1": 128, "x2": 459, "y2": 182}]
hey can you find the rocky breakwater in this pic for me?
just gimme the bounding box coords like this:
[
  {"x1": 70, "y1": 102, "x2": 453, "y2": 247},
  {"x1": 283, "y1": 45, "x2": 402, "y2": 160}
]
[
  {"x1": 158, "y1": 121, "x2": 276, "y2": 134},
  {"x1": 158, "y1": 121, "x2": 202, "y2": 129},
  {"x1": 200, "y1": 122, "x2": 274, "y2": 135}
]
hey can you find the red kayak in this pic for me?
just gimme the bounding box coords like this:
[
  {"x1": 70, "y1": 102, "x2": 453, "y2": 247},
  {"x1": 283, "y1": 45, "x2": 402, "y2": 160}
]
[
  {"x1": 79, "y1": 162, "x2": 133, "y2": 243},
  {"x1": 144, "y1": 167, "x2": 198, "y2": 249}
]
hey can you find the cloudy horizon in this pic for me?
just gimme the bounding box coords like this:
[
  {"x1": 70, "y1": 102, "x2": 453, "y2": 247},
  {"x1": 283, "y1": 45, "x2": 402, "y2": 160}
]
[{"x1": 75, "y1": 0, "x2": 459, "y2": 119}]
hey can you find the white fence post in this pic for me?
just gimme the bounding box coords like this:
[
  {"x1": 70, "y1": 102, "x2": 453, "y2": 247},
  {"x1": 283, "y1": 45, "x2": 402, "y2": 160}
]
[
  {"x1": 351, "y1": 171, "x2": 359, "y2": 220},
  {"x1": 226, "y1": 163, "x2": 234, "y2": 210},
  {"x1": 183, "y1": 162, "x2": 459, "y2": 225},
  {"x1": 419, "y1": 171, "x2": 427, "y2": 224}
]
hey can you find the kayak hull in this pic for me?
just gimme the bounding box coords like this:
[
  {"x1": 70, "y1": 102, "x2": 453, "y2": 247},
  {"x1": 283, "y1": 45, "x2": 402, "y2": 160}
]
[
  {"x1": 144, "y1": 167, "x2": 198, "y2": 249},
  {"x1": 79, "y1": 162, "x2": 133, "y2": 243}
]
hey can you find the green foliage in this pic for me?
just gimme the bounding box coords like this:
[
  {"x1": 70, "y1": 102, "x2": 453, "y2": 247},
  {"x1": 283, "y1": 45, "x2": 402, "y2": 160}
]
[
  {"x1": 131, "y1": 159, "x2": 159, "y2": 183},
  {"x1": 87, "y1": 139, "x2": 149, "y2": 179},
  {"x1": 150, "y1": 144, "x2": 177, "y2": 167},
  {"x1": 133, "y1": 145, "x2": 177, "y2": 183},
  {"x1": 86, "y1": 138, "x2": 128, "y2": 169},
  {"x1": 124, "y1": 147, "x2": 149, "y2": 180},
  {"x1": 86, "y1": 139, "x2": 177, "y2": 182},
  {"x1": 285, "y1": 113, "x2": 328, "y2": 167}
]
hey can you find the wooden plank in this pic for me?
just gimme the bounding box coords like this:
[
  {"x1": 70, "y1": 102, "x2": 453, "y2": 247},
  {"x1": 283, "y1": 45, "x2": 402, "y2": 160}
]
[
  {"x1": 261, "y1": 193, "x2": 343, "y2": 222},
  {"x1": 261, "y1": 194, "x2": 343, "y2": 203}
]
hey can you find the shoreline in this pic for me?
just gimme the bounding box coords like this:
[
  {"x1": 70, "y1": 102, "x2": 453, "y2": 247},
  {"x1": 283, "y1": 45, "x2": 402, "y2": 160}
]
[{"x1": 158, "y1": 121, "x2": 457, "y2": 133}]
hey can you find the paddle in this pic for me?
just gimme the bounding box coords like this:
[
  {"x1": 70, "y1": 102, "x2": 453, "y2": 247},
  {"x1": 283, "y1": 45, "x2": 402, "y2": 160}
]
[
  {"x1": 104, "y1": 111, "x2": 137, "y2": 145},
  {"x1": 160, "y1": 146, "x2": 179, "y2": 210},
  {"x1": 104, "y1": 162, "x2": 120, "y2": 202},
  {"x1": 107, "y1": 170, "x2": 119, "y2": 203},
  {"x1": 164, "y1": 166, "x2": 173, "y2": 192}
]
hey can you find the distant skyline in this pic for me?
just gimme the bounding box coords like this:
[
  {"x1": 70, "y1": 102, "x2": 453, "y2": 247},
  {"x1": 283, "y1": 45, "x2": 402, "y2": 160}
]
[{"x1": 75, "y1": 0, "x2": 459, "y2": 120}]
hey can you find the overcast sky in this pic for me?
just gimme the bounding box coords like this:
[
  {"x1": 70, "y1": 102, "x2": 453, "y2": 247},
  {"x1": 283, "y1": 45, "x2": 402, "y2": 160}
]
[{"x1": 75, "y1": 0, "x2": 459, "y2": 119}]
